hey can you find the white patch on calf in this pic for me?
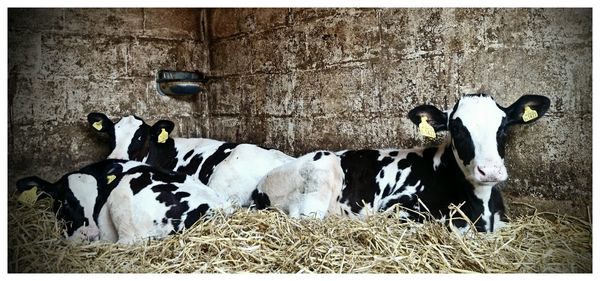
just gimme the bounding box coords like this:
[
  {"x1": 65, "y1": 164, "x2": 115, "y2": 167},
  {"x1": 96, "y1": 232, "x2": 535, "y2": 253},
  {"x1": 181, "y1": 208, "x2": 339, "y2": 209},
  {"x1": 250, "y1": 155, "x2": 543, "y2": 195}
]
[
  {"x1": 209, "y1": 144, "x2": 294, "y2": 206},
  {"x1": 432, "y1": 144, "x2": 445, "y2": 170},
  {"x1": 67, "y1": 174, "x2": 100, "y2": 241},
  {"x1": 493, "y1": 212, "x2": 506, "y2": 231},
  {"x1": 257, "y1": 151, "x2": 343, "y2": 219},
  {"x1": 108, "y1": 116, "x2": 144, "y2": 160},
  {"x1": 172, "y1": 137, "x2": 223, "y2": 165},
  {"x1": 472, "y1": 185, "x2": 493, "y2": 232}
]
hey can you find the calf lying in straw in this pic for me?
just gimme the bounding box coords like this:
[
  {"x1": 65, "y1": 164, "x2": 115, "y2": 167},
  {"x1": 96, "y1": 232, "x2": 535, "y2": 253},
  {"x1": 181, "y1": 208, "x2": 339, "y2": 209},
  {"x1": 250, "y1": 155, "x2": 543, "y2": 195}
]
[
  {"x1": 16, "y1": 159, "x2": 233, "y2": 244},
  {"x1": 253, "y1": 94, "x2": 551, "y2": 233}
]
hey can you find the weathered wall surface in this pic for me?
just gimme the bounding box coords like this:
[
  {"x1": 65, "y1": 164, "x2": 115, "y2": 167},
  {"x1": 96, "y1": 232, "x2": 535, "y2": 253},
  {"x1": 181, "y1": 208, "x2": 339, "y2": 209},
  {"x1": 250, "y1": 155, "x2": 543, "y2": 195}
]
[
  {"x1": 207, "y1": 8, "x2": 592, "y2": 205},
  {"x1": 8, "y1": 8, "x2": 210, "y2": 181}
]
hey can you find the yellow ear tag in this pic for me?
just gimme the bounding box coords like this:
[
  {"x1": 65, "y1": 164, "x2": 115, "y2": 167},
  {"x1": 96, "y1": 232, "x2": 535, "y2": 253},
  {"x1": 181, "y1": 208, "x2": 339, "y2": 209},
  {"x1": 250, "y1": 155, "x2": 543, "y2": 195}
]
[
  {"x1": 106, "y1": 175, "x2": 117, "y2": 185},
  {"x1": 522, "y1": 106, "x2": 538, "y2": 122},
  {"x1": 419, "y1": 116, "x2": 436, "y2": 139},
  {"x1": 18, "y1": 186, "x2": 39, "y2": 206},
  {"x1": 92, "y1": 120, "x2": 103, "y2": 131},
  {"x1": 157, "y1": 128, "x2": 168, "y2": 144}
]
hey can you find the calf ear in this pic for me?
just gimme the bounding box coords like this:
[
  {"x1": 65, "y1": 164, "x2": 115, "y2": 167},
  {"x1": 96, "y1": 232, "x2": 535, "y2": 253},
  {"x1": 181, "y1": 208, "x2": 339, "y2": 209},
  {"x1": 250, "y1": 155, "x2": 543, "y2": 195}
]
[
  {"x1": 150, "y1": 120, "x2": 175, "y2": 144},
  {"x1": 87, "y1": 112, "x2": 114, "y2": 133},
  {"x1": 103, "y1": 163, "x2": 124, "y2": 186},
  {"x1": 504, "y1": 95, "x2": 551, "y2": 126},
  {"x1": 16, "y1": 176, "x2": 56, "y2": 201},
  {"x1": 408, "y1": 105, "x2": 448, "y2": 131}
]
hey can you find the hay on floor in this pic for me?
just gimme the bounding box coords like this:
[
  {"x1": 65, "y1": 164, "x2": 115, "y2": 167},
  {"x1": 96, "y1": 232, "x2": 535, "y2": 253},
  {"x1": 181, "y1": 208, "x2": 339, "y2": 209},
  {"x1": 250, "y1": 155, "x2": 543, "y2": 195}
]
[{"x1": 8, "y1": 195, "x2": 592, "y2": 273}]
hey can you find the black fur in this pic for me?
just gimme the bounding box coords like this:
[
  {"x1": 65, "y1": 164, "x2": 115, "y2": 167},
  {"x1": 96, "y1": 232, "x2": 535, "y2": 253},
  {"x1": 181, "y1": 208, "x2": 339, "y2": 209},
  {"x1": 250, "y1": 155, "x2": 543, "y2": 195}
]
[
  {"x1": 313, "y1": 151, "x2": 323, "y2": 161},
  {"x1": 184, "y1": 204, "x2": 210, "y2": 228},
  {"x1": 251, "y1": 188, "x2": 271, "y2": 210},
  {"x1": 177, "y1": 154, "x2": 204, "y2": 175},
  {"x1": 198, "y1": 143, "x2": 239, "y2": 184},
  {"x1": 338, "y1": 150, "x2": 395, "y2": 213},
  {"x1": 449, "y1": 118, "x2": 475, "y2": 166}
]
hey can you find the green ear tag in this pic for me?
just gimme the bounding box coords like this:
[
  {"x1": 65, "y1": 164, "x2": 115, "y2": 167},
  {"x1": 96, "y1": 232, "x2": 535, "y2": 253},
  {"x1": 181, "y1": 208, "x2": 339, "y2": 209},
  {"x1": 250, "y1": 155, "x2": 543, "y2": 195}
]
[
  {"x1": 419, "y1": 116, "x2": 436, "y2": 139},
  {"x1": 157, "y1": 128, "x2": 169, "y2": 144},
  {"x1": 522, "y1": 106, "x2": 538, "y2": 122},
  {"x1": 18, "y1": 186, "x2": 39, "y2": 206},
  {"x1": 107, "y1": 175, "x2": 117, "y2": 185},
  {"x1": 92, "y1": 120, "x2": 103, "y2": 131}
]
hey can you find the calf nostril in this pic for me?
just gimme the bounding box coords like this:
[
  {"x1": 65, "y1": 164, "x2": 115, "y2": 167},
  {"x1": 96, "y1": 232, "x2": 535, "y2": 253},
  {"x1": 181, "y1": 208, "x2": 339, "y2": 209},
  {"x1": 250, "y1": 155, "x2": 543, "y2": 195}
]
[{"x1": 477, "y1": 166, "x2": 486, "y2": 176}]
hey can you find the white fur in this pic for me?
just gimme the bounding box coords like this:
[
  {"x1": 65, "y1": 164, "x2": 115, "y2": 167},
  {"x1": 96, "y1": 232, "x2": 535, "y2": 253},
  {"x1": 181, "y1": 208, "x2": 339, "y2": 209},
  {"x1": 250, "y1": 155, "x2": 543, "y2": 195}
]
[
  {"x1": 107, "y1": 116, "x2": 144, "y2": 160},
  {"x1": 493, "y1": 212, "x2": 507, "y2": 231},
  {"x1": 67, "y1": 174, "x2": 100, "y2": 242},
  {"x1": 256, "y1": 151, "x2": 344, "y2": 219},
  {"x1": 472, "y1": 185, "x2": 493, "y2": 232}
]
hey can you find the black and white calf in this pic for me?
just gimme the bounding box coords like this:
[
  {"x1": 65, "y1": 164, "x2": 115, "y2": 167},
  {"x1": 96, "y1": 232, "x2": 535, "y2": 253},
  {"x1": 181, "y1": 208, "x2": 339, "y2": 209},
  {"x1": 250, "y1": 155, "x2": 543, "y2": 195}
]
[
  {"x1": 250, "y1": 94, "x2": 548, "y2": 230},
  {"x1": 17, "y1": 160, "x2": 233, "y2": 243},
  {"x1": 333, "y1": 94, "x2": 550, "y2": 232},
  {"x1": 87, "y1": 113, "x2": 339, "y2": 208}
]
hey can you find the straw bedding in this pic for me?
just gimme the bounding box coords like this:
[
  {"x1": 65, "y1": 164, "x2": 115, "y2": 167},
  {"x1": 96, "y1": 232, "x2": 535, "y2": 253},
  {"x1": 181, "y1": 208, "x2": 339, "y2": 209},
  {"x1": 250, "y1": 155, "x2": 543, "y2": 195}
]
[{"x1": 8, "y1": 194, "x2": 591, "y2": 273}]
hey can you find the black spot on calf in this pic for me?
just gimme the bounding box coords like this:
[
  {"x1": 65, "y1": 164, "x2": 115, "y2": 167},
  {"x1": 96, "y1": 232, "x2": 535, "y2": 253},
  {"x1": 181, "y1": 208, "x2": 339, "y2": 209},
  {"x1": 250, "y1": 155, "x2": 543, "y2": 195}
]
[
  {"x1": 313, "y1": 151, "x2": 323, "y2": 161},
  {"x1": 198, "y1": 143, "x2": 239, "y2": 184},
  {"x1": 130, "y1": 172, "x2": 152, "y2": 195},
  {"x1": 183, "y1": 150, "x2": 194, "y2": 161},
  {"x1": 184, "y1": 204, "x2": 210, "y2": 228},
  {"x1": 177, "y1": 154, "x2": 204, "y2": 176},
  {"x1": 449, "y1": 118, "x2": 475, "y2": 166},
  {"x1": 251, "y1": 188, "x2": 271, "y2": 210}
]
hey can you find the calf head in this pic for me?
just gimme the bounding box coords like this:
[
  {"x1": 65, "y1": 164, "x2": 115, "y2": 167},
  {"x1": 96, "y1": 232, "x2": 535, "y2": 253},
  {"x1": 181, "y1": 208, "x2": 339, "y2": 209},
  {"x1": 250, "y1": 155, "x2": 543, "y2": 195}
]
[
  {"x1": 17, "y1": 175, "x2": 100, "y2": 242},
  {"x1": 408, "y1": 94, "x2": 550, "y2": 186},
  {"x1": 87, "y1": 113, "x2": 175, "y2": 161}
]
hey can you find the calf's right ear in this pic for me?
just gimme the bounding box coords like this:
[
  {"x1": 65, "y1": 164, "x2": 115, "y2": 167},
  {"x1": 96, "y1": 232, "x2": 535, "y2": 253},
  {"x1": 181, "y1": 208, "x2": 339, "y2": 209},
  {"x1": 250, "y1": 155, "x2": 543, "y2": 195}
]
[
  {"x1": 87, "y1": 112, "x2": 114, "y2": 133},
  {"x1": 150, "y1": 120, "x2": 175, "y2": 144},
  {"x1": 408, "y1": 105, "x2": 448, "y2": 131}
]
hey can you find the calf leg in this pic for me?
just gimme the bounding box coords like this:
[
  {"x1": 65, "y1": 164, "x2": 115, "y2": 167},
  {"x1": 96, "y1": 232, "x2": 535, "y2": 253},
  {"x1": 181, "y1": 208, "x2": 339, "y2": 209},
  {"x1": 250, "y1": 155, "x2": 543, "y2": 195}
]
[{"x1": 106, "y1": 185, "x2": 140, "y2": 244}]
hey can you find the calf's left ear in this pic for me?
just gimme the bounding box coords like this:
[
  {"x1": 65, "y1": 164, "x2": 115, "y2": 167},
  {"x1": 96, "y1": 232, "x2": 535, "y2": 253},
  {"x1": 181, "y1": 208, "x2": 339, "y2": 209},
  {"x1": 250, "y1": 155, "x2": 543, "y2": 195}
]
[
  {"x1": 150, "y1": 120, "x2": 175, "y2": 144},
  {"x1": 503, "y1": 95, "x2": 551, "y2": 126}
]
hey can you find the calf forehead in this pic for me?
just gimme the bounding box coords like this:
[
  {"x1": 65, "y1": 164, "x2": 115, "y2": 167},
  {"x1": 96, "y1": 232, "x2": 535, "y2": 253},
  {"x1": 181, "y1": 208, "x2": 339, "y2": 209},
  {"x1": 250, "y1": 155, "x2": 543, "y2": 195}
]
[
  {"x1": 66, "y1": 173, "x2": 99, "y2": 219},
  {"x1": 67, "y1": 173, "x2": 98, "y2": 202},
  {"x1": 450, "y1": 96, "x2": 506, "y2": 123},
  {"x1": 114, "y1": 116, "x2": 144, "y2": 140},
  {"x1": 452, "y1": 96, "x2": 505, "y2": 134},
  {"x1": 452, "y1": 96, "x2": 505, "y2": 122}
]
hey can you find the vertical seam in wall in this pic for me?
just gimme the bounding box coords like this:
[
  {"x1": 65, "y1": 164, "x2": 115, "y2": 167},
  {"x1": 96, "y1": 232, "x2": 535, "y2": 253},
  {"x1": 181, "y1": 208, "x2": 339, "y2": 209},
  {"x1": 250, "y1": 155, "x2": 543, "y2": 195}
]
[
  {"x1": 125, "y1": 44, "x2": 129, "y2": 75},
  {"x1": 142, "y1": 9, "x2": 147, "y2": 33},
  {"x1": 202, "y1": 9, "x2": 212, "y2": 139}
]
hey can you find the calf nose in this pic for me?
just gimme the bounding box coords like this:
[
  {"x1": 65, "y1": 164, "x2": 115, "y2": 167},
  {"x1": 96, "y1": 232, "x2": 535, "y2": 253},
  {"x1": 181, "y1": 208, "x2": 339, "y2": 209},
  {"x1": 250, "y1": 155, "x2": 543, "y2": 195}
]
[{"x1": 474, "y1": 165, "x2": 507, "y2": 183}]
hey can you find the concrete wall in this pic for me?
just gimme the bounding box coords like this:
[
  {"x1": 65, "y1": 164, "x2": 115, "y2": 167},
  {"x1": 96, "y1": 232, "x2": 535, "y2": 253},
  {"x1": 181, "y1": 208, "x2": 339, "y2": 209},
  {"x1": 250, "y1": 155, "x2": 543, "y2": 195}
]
[
  {"x1": 7, "y1": 8, "x2": 592, "y2": 208},
  {"x1": 206, "y1": 8, "x2": 592, "y2": 204},
  {"x1": 8, "y1": 8, "x2": 210, "y2": 181}
]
